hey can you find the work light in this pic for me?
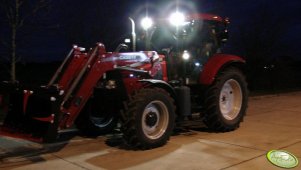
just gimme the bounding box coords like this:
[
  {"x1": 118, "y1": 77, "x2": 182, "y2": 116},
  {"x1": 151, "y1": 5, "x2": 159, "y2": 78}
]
[
  {"x1": 182, "y1": 50, "x2": 190, "y2": 60},
  {"x1": 169, "y1": 12, "x2": 185, "y2": 26},
  {"x1": 141, "y1": 17, "x2": 153, "y2": 30}
]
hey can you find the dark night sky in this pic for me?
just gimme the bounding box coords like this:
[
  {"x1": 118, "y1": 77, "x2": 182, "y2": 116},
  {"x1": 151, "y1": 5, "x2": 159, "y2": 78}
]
[{"x1": 0, "y1": 0, "x2": 301, "y2": 62}]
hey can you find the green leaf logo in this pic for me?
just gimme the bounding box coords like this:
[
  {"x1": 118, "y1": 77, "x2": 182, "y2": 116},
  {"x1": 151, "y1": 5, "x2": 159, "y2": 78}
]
[{"x1": 267, "y1": 150, "x2": 299, "y2": 169}]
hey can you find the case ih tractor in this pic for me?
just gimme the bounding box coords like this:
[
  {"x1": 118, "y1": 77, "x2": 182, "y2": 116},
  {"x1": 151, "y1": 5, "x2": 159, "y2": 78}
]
[{"x1": 0, "y1": 12, "x2": 248, "y2": 149}]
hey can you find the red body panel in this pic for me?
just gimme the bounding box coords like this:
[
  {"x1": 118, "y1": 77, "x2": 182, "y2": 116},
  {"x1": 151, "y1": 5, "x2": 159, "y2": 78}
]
[
  {"x1": 158, "y1": 55, "x2": 168, "y2": 81},
  {"x1": 32, "y1": 114, "x2": 55, "y2": 123},
  {"x1": 160, "y1": 61, "x2": 168, "y2": 81},
  {"x1": 58, "y1": 52, "x2": 88, "y2": 91},
  {"x1": 187, "y1": 13, "x2": 224, "y2": 22},
  {"x1": 199, "y1": 54, "x2": 245, "y2": 85},
  {"x1": 22, "y1": 91, "x2": 32, "y2": 113},
  {"x1": 123, "y1": 77, "x2": 145, "y2": 95}
]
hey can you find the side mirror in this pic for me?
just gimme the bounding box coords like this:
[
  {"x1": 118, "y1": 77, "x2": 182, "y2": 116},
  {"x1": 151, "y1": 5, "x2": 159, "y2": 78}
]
[
  {"x1": 115, "y1": 43, "x2": 128, "y2": 52},
  {"x1": 220, "y1": 30, "x2": 229, "y2": 43},
  {"x1": 221, "y1": 17, "x2": 230, "y2": 43}
]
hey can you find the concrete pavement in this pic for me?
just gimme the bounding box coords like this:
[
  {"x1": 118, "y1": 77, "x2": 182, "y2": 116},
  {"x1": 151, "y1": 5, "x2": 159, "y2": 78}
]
[{"x1": 1, "y1": 92, "x2": 301, "y2": 170}]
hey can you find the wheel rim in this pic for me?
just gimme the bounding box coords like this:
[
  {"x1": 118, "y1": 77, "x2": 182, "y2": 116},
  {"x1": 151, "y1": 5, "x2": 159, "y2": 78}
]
[
  {"x1": 142, "y1": 100, "x2": 169, "y2": 140},
  {"x1": 90, "y1": 115, "x2": 114, "y2": 128},
  {"x1": 219, "y1": 79, "x2": 243, "y2": 120}
]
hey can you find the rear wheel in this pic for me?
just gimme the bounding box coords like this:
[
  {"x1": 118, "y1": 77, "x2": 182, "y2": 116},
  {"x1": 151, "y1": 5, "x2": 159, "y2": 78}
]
[
  {"x1": 75, "y1": 100, "x2": 118, "y2": 136},
  {"x1": 203, "y1": 67, "x2": 248, "y2": 131},
  {"x1": 122, "y1": 88, "x2": 175, "y2": 149}
]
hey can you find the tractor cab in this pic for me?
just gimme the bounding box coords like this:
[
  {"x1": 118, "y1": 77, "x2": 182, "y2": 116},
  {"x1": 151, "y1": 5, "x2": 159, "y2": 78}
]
[{"x1": 136, "y1": 13, "x2": 230, "y2": 84}]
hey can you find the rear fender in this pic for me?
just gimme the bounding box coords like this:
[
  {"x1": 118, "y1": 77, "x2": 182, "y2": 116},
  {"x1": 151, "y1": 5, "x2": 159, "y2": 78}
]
[{"x1": 199, "y1": 54, "x2": 245, "y2": 85}]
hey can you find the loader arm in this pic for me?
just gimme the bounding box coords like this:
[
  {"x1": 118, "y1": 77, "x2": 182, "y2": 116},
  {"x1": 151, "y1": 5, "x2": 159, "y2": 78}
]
[
  {"x1": 59, "y1": 56, "x2": 115, "y2": 128},
  {"x1": 47, "y1": 46, "x2": 89, "y2": 91}
]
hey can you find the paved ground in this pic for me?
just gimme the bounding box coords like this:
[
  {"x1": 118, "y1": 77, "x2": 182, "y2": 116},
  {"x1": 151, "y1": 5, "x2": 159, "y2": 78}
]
[{"x1": 1, "y1": 92, "x2": 301, "y2": 170}]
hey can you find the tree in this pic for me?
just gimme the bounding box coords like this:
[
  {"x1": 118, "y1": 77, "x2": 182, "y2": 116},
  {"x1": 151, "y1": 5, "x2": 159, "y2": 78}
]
[{"x1": 0, "y1": 0, "x2": 51, "y2": 82}]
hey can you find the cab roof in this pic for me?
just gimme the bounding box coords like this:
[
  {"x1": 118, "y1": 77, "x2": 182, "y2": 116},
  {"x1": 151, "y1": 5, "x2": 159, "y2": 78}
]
[{"x1": 187, "y1": 13, "x2": 224, "y2": 22}]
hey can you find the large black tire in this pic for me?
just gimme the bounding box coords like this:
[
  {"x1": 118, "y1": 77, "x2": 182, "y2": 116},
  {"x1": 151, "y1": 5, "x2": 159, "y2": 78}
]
[
  {"x1": 122, "y1": 88, "x2": 175, "y2": 149},
  {"x1": 203, "y1": 67, "x2": 248, "y2": 131},
  {"x1": 75, "y1": 100, "x2": 118, "y2": 136}
]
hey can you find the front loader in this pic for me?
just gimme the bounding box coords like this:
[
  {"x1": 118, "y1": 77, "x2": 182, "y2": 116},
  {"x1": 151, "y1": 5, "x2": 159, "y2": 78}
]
[{"x1": 0, "y1": 12, "x2": 248, "y2": 149}]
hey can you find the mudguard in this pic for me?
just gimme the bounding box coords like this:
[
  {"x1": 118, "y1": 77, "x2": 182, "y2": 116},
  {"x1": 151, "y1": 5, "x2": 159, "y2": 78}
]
[
  {"x1": 138, "y1": 79, "x2": 176, "y2": 99},
  {"x1": 199, "y1": 54, "x2": 245, "y2": 85}
]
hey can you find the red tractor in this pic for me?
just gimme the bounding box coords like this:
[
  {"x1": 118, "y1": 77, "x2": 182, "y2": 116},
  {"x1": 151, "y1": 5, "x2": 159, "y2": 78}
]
[{"x1": 0, "y1": 12, "x2": 248, "y2": 149}]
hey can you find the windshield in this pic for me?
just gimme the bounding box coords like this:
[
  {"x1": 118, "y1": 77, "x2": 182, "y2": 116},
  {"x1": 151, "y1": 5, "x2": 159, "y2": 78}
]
[
  {"x1": 149, "y1": 25, "x2": 178, "y2": 51},
  {"x1": 135, "y1": 19, "x2": 227, "y2": 63},
  {"x1": 144, "y1": 20, "x2": 224, "y2": 55}
]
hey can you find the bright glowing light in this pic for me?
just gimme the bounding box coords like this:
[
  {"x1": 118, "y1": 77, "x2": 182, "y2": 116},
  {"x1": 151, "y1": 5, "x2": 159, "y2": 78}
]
[
  {"x1": 195, "y1": 62, "x2": 200, "y2": 67},
  {"x1": 124, "y1": 38, "x2": 131, "y2": 43},
  {"x1": 182, "y1": 50, "x2": 190, "y2": 60},
  {"x1": 141, "y1": 17, "x2": 153, "y2": 30},
  {"x1": 169, "y1": 12, "x2": 185, "y2": 26}
]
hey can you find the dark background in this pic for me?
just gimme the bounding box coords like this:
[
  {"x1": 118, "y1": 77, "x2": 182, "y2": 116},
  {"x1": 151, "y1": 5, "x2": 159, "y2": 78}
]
[{"x1": 0, "y1": 0, "x2": 301, "y2": 92}]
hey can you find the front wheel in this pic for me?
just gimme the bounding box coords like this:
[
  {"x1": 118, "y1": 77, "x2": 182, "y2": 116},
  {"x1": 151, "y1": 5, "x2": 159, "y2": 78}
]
[
  {"x1": 75, "y1": 100, "x2": 118, "y2": 136},
  {"x1": 122, "y1": 88, "x2": 175, "y2": 149},
  {"x1": 203, "y1": 67, "x2": 248, "y2": 131}
]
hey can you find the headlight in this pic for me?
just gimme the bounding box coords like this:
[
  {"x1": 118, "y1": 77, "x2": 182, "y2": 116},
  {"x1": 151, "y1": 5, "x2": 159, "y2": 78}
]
[
  {"x1": 169, "y1": 12, "x2": 185, "y2": 26},
  {"x1": 141, "y1": 17, "x2": 153, "y2": 30},
  {"x1": 182, "y1": 50, "x2": 190, "y2": 60}
]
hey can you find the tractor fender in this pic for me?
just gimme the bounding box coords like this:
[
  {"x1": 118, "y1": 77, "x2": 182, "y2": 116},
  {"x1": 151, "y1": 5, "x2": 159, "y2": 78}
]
[
  {"x1": 138, "y1": 79, "x2": 176, "y2": 99},
  {"x1": 199, "y1": 54, "x2": 245, "y2": 85}
]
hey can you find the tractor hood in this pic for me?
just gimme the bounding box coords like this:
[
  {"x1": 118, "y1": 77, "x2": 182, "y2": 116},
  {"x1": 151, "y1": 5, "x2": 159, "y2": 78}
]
[{"x1": 101, "y1": 51, "x2": 160, "y2": 68}]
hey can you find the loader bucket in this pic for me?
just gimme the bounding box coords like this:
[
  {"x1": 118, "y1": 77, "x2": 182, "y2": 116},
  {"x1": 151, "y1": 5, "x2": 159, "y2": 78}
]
[
  {"x1": 0, "y1": 44, "x2": 104, "y2": 142},
  {"x1": 0, "y1": 82, "x2": 61, "y2": 142}
]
